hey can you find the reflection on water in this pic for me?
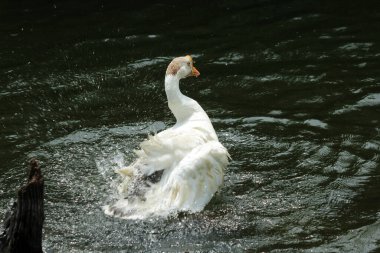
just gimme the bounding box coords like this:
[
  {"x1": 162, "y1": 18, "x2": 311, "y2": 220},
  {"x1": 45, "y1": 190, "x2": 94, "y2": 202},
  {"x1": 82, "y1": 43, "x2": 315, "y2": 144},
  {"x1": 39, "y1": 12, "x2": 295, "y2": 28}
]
[{"x1": 0, "y1": 0, "x2": 380, "y2": 252}]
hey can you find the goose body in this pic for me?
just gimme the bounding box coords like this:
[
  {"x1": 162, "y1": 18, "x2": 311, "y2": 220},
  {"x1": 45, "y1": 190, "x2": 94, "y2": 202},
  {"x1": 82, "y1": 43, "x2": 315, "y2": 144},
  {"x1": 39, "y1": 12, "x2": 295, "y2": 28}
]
[{"x1": 105, "y1": 56, "x2": 229, "y2": 219}]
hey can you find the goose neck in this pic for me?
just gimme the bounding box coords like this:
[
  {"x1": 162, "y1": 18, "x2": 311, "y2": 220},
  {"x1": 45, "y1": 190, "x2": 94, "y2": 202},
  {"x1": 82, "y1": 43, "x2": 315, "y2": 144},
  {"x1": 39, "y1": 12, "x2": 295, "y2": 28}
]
[{"x1": 164, "y1": 75, "x2": 185, "y2": 104}]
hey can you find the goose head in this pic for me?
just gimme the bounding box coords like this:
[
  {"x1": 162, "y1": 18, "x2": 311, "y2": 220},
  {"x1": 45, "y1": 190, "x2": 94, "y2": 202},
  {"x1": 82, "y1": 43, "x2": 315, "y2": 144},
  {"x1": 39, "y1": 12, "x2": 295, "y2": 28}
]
[{"x1": 166, "y1": 55, "x2": 200, "y2": 79}]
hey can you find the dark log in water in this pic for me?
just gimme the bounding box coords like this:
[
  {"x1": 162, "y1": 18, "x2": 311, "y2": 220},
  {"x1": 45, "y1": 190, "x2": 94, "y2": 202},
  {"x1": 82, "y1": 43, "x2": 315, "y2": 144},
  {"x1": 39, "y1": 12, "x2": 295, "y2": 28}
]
[{"x1": 0, "y1": 159, "x2": 44, "y2": 253}]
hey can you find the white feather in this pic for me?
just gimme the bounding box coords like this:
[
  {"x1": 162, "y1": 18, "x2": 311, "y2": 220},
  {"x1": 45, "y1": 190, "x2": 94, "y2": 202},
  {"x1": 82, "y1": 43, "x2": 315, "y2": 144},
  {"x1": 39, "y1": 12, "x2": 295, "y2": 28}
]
[{"x1": 105, "y1": 59, "x2": 230, "y2": 219}]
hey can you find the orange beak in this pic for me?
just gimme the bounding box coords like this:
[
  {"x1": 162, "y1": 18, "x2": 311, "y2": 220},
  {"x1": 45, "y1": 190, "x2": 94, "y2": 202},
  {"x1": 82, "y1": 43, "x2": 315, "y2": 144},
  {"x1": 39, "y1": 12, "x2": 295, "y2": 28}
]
[{"x1": 192, "y1": 66, "x2": 200, "y2": 77}]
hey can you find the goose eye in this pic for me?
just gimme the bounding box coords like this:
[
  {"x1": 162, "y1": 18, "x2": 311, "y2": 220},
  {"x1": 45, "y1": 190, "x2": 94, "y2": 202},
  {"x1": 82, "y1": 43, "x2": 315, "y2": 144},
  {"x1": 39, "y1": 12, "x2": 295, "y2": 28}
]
[{"x1": 187, "y1": 62, "x2": 191, "y2": 66}]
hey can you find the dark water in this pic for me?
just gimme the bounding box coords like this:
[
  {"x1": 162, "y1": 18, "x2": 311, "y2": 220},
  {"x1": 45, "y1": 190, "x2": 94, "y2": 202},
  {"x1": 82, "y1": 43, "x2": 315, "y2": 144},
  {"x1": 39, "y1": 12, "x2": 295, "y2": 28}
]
[{"x1": 1, "y1": 0, "x2": 380, "y2": 252}]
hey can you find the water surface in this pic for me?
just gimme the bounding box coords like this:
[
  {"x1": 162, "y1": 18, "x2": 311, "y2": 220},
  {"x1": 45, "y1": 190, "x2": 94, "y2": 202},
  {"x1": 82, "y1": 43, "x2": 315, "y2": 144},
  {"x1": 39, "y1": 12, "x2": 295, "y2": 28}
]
[{"x1": 1, "y1": 0, "x2": 380, "y2": 252}]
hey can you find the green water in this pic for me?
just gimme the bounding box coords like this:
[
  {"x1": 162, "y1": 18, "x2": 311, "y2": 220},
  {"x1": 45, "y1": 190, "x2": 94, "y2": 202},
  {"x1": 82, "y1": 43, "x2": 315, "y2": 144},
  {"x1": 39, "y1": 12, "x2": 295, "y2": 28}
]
[{"x1": 1, "y1": 1, "x2": 380, "y2": 252}]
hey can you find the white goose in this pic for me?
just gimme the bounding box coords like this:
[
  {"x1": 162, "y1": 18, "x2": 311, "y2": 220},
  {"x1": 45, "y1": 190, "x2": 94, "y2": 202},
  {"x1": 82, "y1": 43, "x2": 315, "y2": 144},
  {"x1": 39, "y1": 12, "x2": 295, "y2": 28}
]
[{"x1": 105, "y1": 55, "x2": 229, "y2": 219}]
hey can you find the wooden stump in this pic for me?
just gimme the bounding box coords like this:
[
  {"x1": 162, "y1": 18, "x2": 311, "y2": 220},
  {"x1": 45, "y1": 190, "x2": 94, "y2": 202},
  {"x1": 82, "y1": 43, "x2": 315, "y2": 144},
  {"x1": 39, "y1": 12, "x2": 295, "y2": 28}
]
[{"x1": 0, "y1": 159, "x2": 44, "y2": 253}]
